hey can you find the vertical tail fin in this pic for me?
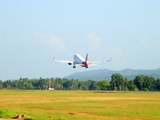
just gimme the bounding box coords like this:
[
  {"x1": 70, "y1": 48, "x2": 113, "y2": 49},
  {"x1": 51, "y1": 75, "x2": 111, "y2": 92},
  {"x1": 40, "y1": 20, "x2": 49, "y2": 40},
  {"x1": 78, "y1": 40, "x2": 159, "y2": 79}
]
[{"x1": 85, "y1": 53, "x2": 88, "y2": 62}]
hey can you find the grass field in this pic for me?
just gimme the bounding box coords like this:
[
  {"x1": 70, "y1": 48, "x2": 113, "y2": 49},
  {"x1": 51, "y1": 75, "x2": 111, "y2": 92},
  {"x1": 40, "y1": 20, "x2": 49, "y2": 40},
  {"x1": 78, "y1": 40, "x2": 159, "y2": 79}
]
[{"x1": 0, "y1": 90, "x2": 159, "y2": 120}]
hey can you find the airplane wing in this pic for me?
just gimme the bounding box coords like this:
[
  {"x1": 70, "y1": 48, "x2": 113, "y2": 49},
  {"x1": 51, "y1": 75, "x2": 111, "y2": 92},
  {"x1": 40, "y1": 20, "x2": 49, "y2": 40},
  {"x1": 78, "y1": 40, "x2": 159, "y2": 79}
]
[
  {"x1": 88, "y1": 64, "x2": 97, "y2": 66},
  {"x1": 88, "y1": 58, "x2": 112, "y2": 64},
  {"x1": 54, "y1": 60, "x2": 73, "y2": 63},
  {"x1": 53, "y1": 58, "x2": 73, "y2": 64}
]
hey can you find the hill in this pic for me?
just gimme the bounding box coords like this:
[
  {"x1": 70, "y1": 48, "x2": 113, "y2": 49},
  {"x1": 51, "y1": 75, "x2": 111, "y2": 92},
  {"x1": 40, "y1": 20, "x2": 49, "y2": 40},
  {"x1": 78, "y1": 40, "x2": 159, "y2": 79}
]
[{"x1": 66, "y1": 68, "x2": 160, "y2": 81}]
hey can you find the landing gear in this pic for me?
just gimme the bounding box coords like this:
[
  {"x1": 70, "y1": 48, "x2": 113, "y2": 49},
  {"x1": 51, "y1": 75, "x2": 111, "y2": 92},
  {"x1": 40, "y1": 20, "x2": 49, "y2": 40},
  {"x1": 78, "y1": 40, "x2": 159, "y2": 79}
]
[{"x1": 73, "y1": 66, "x2": 76, "y2": 68}]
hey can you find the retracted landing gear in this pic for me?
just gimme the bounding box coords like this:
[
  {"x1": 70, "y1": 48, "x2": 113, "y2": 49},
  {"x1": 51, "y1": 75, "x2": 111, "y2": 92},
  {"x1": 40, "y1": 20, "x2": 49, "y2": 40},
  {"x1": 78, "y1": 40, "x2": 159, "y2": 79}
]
[{"x1": 73, "y1": 66, "x2": 76, "y2": 68}]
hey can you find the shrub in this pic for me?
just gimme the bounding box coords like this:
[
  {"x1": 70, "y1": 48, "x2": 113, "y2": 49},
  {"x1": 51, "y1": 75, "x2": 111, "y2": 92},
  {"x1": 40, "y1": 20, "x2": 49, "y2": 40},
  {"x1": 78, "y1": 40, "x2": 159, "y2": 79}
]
[
  {"x1": 143, "y1": 88, "x2": 150, "y2": 91},
  {"x1": 0, "y1": 109, "x2": 16, "y2": 118}
]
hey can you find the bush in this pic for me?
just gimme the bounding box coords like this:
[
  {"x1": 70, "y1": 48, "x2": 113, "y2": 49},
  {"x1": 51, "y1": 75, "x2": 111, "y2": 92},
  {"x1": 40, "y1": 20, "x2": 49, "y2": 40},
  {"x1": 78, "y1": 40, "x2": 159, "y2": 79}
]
[
  {"x1": 128, "y1": 84, "x2": 139, "y2": 91},
  {"x1": 0, "y1": 109, "x2": 16, "y2": 118},
  {"x1": 143, "y1": 88, "x2": 150, "y2": 91}
]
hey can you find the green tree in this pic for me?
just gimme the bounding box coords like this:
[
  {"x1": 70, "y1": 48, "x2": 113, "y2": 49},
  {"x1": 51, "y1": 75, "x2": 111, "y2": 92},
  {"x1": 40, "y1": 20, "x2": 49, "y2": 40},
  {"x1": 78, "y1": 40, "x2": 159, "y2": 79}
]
[
  {"x1": 26, "y1": 83, "x2": 34, "y2": 89},
  {"x1": 89, "y1": 80, "x2": 99, "y2": 90},
  {"x1": 78, "y1": 81, "x2": 90, "y2": 90},
  {"x1": 128, "y1": 84, "x2": 138, "y2": 91},
  {"x1": 0, "y1": 80, "x2": 3, "y2": 89},
  {"x1": 63, "y1": 80, "x2": 75, "y2": 90},
  {"x1": 143, "y1": 76, "x2": 156, "y2": 91},
  {"x1": 124, "y1": 78, "x2": 129, "y2": 91},
  {"x1": 11, "y1": 80, "x2": 18, "y2": 89},
  {"x1": 110, "y1": 74, "x2": 123, "y2": 90},
  {"x1": 156, "y1": 78, "x2": 160, "y2": 90},
  {"x1": 37, "y1": 78, "x2": 47, "y2": 90},
  {"x1": 53, "y1": 83, "x2": 63, "y2": 90},
  {"x1": 98, "y1": 80, "x2": 110, "y2": 90},
  {"x1": 143, "y1": 87, "x2": 150, "y2": 91},
  {"x1": 3, "y1": 80, "x2": 12, "y2": 89},
  {"x1": 55, "y1": 78, "x2": 67, "y2": 85},
  {"x1": 134, "y1": 75, "x2": 144, "y2": 91},
  {"x1": 78, "y1": 81, "x2": 85, "y2": 90}
]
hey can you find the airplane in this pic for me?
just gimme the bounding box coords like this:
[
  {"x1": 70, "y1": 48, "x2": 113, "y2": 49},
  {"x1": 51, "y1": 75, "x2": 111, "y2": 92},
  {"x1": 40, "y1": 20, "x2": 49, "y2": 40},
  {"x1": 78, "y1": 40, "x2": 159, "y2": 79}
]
[{"x1": 53, "y1": 54, "x2": 112, "y2": 68}]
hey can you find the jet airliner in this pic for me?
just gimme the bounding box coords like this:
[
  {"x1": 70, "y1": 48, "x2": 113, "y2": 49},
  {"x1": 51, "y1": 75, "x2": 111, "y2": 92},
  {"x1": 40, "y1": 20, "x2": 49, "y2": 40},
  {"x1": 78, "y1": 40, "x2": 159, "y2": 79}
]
[{"x1": 53, "y1": 54, "x2": 111, "y2": 68}]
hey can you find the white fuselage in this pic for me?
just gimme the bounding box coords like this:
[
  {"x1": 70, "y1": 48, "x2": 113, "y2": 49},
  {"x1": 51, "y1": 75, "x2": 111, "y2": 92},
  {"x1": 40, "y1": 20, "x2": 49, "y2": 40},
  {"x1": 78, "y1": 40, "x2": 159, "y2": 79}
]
[{"x1": 73, "y1": 54, "x2": 85, "y2": 64}]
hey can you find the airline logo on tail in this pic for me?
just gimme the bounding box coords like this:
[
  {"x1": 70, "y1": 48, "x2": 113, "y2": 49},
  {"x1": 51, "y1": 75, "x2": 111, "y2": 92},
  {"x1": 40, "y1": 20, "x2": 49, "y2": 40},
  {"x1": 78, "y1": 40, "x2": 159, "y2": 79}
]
[{"x1": 53, "y1": 54, "x2": 112, "y2": 68}]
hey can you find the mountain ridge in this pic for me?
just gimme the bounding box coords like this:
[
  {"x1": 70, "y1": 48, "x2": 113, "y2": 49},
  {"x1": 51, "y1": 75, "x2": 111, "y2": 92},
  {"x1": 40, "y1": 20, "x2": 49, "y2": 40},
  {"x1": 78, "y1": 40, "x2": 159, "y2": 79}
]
[{"x1": 66, "y1": 68, "x2": 160, "y2": 81}]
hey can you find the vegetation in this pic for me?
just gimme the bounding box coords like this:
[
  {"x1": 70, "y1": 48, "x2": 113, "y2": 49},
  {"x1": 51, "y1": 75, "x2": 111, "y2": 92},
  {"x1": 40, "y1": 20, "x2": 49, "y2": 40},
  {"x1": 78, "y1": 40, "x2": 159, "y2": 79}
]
[
  {"x1": 0, "y1": 91, "x2": 159, "y2": 120},
  {"x1": 0, "y1": 109, "x2": 16, "y2": 118},
  {"x1": 0, "y1": 74, "x2": 160, "y2": 91}
]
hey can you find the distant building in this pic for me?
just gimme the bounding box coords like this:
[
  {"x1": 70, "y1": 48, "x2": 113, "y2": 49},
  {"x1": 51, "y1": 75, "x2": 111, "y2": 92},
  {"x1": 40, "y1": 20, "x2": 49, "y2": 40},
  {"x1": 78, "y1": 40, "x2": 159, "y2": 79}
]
[
  {"x1": 48, "y1": 79, "x2": 54, "y2": 90},
  {"x1": 48, "y1": 88, "x2": 54, "y2": 90}
]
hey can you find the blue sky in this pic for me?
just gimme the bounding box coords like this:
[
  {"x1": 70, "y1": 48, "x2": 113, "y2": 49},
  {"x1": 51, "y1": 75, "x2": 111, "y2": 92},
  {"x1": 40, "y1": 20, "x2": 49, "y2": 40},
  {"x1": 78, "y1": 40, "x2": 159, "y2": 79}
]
[{"x1": 0, "y1": 0, "x2": 160, "y2": 80}]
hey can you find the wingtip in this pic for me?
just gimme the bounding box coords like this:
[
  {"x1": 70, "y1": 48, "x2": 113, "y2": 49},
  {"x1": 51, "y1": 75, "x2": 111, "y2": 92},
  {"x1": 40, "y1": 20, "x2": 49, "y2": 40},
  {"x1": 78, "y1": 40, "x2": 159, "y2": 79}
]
[{"x1": 106, "y1": 57, "x2": 112, "y2": 62}]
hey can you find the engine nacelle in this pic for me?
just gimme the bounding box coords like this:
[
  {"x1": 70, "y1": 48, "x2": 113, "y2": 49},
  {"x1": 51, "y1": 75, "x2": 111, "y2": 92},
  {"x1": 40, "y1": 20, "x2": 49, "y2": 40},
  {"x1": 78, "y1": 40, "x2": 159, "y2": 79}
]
[{"x1": 68, "y1": 63, "x2": 72, "y2": 65}]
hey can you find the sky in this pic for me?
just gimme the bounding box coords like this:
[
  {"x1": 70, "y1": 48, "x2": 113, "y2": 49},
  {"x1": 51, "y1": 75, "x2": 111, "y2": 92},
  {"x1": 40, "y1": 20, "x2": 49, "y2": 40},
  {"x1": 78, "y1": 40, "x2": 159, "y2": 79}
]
[{"x1": 0, "y1": 0, "x2": 160, "y2": 80}]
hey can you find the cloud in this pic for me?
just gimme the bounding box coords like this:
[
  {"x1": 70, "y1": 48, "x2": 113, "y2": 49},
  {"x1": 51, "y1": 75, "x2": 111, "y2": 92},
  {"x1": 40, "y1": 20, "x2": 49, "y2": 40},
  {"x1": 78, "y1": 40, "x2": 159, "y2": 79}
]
[
  {"x1": 140, "y1": 39, "x2": 151, "y2": 49},
  {"x1": 86, "y1": 33, "x2": 102, "y2": 48},
  {"x1": 34, "y1": 32, "x2": 65, "y2": 50}
]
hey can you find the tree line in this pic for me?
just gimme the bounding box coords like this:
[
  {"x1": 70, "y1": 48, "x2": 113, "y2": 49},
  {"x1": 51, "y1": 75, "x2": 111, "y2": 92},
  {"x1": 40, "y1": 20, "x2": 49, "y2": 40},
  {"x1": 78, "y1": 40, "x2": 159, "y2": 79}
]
[{"x1": 0, "y1": 74, "x2": 160, "y2": 91}]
